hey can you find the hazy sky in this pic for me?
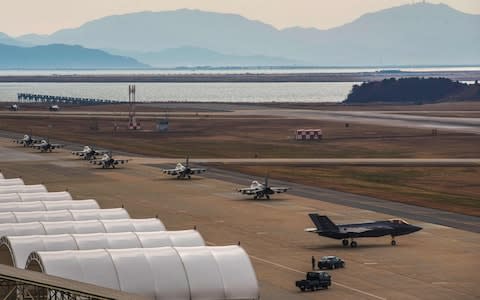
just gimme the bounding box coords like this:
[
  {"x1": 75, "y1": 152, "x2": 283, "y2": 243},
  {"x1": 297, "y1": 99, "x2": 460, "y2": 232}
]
[{"x1": 2, "y1": 0, "x2": 479, "y2": 36}]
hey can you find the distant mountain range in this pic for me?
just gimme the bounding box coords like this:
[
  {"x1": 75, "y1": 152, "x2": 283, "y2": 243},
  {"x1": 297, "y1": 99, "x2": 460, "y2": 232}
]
[
  {"x1": 2, "y1": 3, "x2": 479, "y2": 68},
  {"x1": 0, "y1": 43, "x2": 147, "y2": 69}
]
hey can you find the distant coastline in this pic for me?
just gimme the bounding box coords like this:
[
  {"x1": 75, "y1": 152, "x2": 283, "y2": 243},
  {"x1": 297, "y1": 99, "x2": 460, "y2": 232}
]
[{"x1": 0, "y1": 70, "x2": 479, "y2": 83}]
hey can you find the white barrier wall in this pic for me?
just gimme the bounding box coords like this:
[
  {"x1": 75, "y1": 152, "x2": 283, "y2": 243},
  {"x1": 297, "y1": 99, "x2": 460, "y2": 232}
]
[
  {"x1": 0, "y1": 208, "x2": 130, "y2": 223},
  {"x1": 0, "y1": 178, "x2": 25, "y2": 186},
  {"x1": 26, "y1": 246, "x2": 259, "y2": 300},
  {"x1": 0, "y1": 185, "x2": 47, "y2": 194},
  {"x1": 0, "y1": 200, "x2": 99, "y2": 212},
  {"x1": 0, "y1": 192, "x2": 73, "y2": 203},
  {"x1": 1, "y1": 231, "x2": 205, "y2": 268},
  {"x1": 0, "y1": 218, "x2": 166, "y2": 237}
]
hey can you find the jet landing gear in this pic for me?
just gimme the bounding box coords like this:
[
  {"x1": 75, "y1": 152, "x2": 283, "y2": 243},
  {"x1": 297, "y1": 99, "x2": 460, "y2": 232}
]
[
  {"x1": 391, "y1": 236, "x2": 397, "y2": 246},
  {"x1": 350, "y1": 240, "x2": 358, "y2": 248},
  {"x1": 342, "y1": 239, "x2": 349, "y2": 247}
]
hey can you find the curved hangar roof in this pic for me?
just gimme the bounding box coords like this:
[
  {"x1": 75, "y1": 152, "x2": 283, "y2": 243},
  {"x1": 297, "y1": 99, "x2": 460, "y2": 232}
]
[
  {"x1": 0, "y1": 178, "x2": 24, "y2": 186},
  {"x1": 0, "y1": 192, "x2": 72, "y2": 203},
  {"x1": 0, "y1": 218, "x2": 166, "y2": 237},
  {"x1": 0, "y1": 185, "x2": 47, "y2": 194},
  {"x1": 26, "y1": 246, "x2": 259, "y2": 300},
  {"x1": 0, "y1": 200, "x2": 99, "y2": 212},
  {"x1": 1, "y1": 231, "x2": 205, "y2": 268},
  {"x1": 0, "y1": 208, "x2": 129, "y2": 223}
]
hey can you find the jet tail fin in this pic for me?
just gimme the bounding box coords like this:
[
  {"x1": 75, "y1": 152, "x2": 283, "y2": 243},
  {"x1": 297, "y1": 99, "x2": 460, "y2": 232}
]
[{"x1": 308, "y1": 214, "x2": 338, "y2": 232}]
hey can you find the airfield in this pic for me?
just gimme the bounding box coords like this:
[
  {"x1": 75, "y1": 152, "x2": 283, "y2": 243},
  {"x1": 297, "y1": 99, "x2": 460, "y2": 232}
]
[{"x1": 0, "y1": 119, "x2": 479, "y2": 300}]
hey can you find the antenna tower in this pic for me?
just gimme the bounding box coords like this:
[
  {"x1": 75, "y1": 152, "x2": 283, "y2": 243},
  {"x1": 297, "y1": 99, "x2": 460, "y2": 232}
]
[{"x1": 128, "y1": 84, "x2": 141, "y2": 130}]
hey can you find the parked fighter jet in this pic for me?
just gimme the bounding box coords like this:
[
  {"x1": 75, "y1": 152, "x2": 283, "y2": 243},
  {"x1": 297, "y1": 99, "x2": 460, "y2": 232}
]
[
  {"x1": 238, "y1": 176, "x2": 289, "y2": 199},
  {"x1": 49, "y1": 105, "x2": 60, "y2": 111},
  {"x1": 89, "y1": 153, "x2": 128, "y2": 169},
  {"x1": 13, "y1": 135, "x2": 42, "y2": 147},
  {"x1": 162, "y1": 157, "x2": 206, "y2": 179},
  {"x1": 305, "y1": 214, "x2": 422, "y2": 248},
  {"x1": 72, "y1": 146, "x2": 110, "y2": 160},
  {"x1": 31, "y1": 139, "x2": 64, "y2": 152},
  {"x1": 8, "y1": 104, "x2": 19, "y2": 111}
]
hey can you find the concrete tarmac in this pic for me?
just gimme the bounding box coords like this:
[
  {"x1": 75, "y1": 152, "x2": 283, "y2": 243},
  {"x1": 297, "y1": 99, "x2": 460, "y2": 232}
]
[{"x1": 0, "y1": 139, "x2": 479, "y2": 300}]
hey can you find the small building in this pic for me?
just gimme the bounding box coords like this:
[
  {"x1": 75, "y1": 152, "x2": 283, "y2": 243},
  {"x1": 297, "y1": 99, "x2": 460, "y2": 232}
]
[{"x1": 295, "y1": 129, "x2": 323, "y2": 141}]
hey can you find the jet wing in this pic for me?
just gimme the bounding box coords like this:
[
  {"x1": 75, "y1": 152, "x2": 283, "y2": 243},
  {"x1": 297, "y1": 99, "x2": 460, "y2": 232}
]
[
  {"x1": 238, "y1": 187, "x2": 263, "y2": 195},
  {"x1": 31, "y1": 143, "x2": 44, "y2": 149},
  {"x1": 95, "y1": 150, "x2": 111, "y2": 155},
  {"x1": 50, "y1": 144, "x2": 64, "y2": 149},
  {"x1": 89, "y1": 160, "x2": 103, "y2": 165},
  {"x1": 72, "y1": 151, "x2": 85, "y2": 156},
  {"x1": 162, "y1": 169, "x2": 179, "y2": 175},
  {"x1": 271, "y1": 186, "x2": 290, "y2": 193},
  {"x1": 113, "y1": 159, "x2": 129, "y2": 165},
  {"x1": 190, "y1": 168, "x2": 207, "y2": 174}
]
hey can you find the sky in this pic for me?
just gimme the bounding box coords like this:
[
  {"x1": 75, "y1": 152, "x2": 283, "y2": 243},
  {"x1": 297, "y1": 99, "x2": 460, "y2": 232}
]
[{"x1": 1, "y1": 0, "x2": 479, "y2": 36}]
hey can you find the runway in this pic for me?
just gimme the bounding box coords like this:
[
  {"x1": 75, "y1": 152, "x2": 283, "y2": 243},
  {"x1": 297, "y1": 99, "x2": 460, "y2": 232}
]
[{"x1": 1, "y1": 139, "x2": 478, "y2": 299}]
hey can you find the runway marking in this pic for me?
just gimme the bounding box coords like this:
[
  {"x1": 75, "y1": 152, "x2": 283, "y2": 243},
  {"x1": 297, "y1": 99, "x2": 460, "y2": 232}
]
[{"x1": 248, "y1": 254, "x2": 387, "y2": 300}]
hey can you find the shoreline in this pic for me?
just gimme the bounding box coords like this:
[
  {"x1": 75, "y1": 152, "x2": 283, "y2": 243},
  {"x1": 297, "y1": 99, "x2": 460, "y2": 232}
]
[{"x1": 0, "y1": 70, "x2": 479, "y2": 82}]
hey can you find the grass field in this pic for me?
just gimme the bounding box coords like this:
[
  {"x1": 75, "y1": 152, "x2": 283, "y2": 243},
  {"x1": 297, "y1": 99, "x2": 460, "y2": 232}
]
[
  {"x1": 1, "y1": 115, "x2": 479, "y2": 158},
  {"x1": 1, "y1": 112, "x2": 478, "y2": 215},
  {"x1": 215, "y1": 165, "x2": 480, "y2": 216}
]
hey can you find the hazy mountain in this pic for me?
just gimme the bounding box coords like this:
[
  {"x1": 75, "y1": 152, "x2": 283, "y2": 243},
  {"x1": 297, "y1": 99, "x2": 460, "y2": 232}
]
[
  {"x1": 0, "y1": 33, "x2": 30, "y2": 47},
  {"x1": 109, "y1": 46, "x2": 301, "y2": 67},
  {"x1": 16, "y1": 3, "x2": 480, "y2": 66},
  {"x1": 0, "y1": 43, "x2": 148, "y2": 69},
  {"x1": 282, "y1": 3, "x2": 480, "y2": 65}
]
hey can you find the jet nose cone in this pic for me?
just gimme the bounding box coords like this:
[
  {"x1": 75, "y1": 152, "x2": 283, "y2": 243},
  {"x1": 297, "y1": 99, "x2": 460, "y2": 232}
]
[{"x1": 410, "y1": 225, "x2": 422, "y2": 233}]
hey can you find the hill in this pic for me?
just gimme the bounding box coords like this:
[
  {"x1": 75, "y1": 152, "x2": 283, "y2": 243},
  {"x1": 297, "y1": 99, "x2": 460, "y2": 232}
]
[
  {"x1": 0, "y1": 43, "x2": 148, "y2": 69},
  {"x1": 111, "y1": 46, "x2": 301, "y2": 67},
  {"x1": 15, "y1": 3, "x2": 480, "y2": 66},
  {"x1": 344, "y1": 78, "x2": 480, "y2": 104}
]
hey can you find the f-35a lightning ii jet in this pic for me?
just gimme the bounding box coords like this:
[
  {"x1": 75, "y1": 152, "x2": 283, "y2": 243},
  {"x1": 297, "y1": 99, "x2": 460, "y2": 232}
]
[
  {"x1": 305, "y1": 214, "x2": 422, "y2": 248},
  {"x1": 72, "y1": 146, "x2": 110, "y2": 160},
  {"x1": 89, "y1": 153, "x2": 128, "y2": 169},
  {"x1": 162, "y1": 157, "x2": 206, "y2": 179},
  {"x1": 13, "y1": 135, "x2": 41, "y2": 147},
  {"x1": 238, "y1": 176, "x2": 289, "y2": 200},
  {"x1": 31, "y1": 139, "x2": 64, "y2": 152}
]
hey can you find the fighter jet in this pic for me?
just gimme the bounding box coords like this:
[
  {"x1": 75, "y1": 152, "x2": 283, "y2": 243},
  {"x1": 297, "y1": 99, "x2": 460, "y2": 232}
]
[
  {"x1": 49, "y1": 105, "x2": 60, "y2": 111},
  {"x1": 162, "y1": 157, "x2": 206, "y2": 179},
  {"x1": 89, "y1": 153, "x2": 128, "y2": 169},
  {"x1": 305, "y1": 214, "x2": 422, "y2": 248},
  {"x1": 238, "y1": 176, "x2": 289, "y2": 200},
  {"x1": 13, "y1": 135, "x2": 42, "y2": 147},
  {"x1": 72, "y1": 146, "x2": 110, "y2": 160},
  {"x1": 8, "y1": 104, "x2": 19, "y2": 111},
  {"x1": 31, "y1": 139, "x2": 64, "y2": 152}
]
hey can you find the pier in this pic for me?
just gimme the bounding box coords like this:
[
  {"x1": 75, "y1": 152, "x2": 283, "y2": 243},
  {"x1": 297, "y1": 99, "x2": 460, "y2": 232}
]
[{"x1": 17, "y1": 93, "x2": 124, "y2": 104}]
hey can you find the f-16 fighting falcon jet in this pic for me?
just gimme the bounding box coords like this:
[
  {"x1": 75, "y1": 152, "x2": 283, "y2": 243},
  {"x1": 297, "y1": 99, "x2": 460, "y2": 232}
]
[
  {"x1": 305, "y1": 214, "x2": 422, "y2": 248},
  {"x1": 13, "y1": 135, "x2": 42, "y2": 147},
  {"x1": 31, "y1": 139, "x2": 64, "y2": 152},
  {"x1": 162, "y1": 157, "x2": 206, "y2": 179},
  {"x1": 49, "y1": 105, "x2": 60, "y2": 111},
  {"x1": 72, "y1": 146, "x2": 110, "y2": 160},
  {"x1": 90, "y1": 153, "x2": 128, "y2": 169},
  {"x1": 238, "y1": 176, "x2": 289, "y2": 200},
  {"x1": 8, "y1": 104, "x2": 19, "y2": 111}
]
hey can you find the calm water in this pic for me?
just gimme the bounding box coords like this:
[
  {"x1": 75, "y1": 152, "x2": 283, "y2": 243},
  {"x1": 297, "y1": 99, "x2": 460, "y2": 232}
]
[
  {"x1": 0, "y1": 82, "x2": 358, "y2": 103},
  {"x1": 0, "y1": 66, "x2": 479, "y2": 76}
]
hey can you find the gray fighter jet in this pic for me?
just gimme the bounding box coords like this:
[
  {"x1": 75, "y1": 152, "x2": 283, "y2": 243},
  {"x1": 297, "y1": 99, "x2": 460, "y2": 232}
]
[
  {"x1": 238, "y1": 175, "x2": 289, "y2": 200},
  {"x1": 31, "y1": 139, "x2": 64, "y2": 152},
  {"x1": 72, "y1": 146, "x2": 110, "y2": 160},
  {"x1": 13, "y1": 134, "x2": 41, "y2": 147},
  {"x1": 162, "y1": 157, "x2": 206, "y2": 179},
  {"x1": 305, "y1": 214, "x2": 422, "y2": 248},
  {"x1": 90, "y1": 153, "x2": 128, "y2": 169}
]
